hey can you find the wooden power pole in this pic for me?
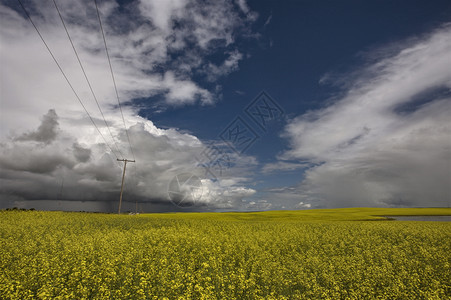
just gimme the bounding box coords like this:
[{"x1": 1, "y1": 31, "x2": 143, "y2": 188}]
[{"x1": 117, "y1": 159, "x2": 135, "y2": 214}]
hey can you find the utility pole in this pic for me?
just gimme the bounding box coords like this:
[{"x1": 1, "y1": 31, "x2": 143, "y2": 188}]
[{"x1": 117, "y1": 159, "x2": 135, "y2": 214}]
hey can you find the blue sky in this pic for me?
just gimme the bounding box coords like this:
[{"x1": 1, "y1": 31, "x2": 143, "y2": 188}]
[{"x1": 1, "y1": 0, "x2": 450, "y2": 212}]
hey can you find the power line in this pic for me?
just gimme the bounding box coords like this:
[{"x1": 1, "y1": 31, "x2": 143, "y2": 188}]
[
  {"x1": 94, "y1": 0, "x2": 137, "y2": 209},
  {"x1": 94, "y1": 0, "x2": 135, "y2": 161},
  {"x1": 52, "y1": 0, "x2": 124, "y2": 159},
  {"x1": 17, "y1": 0, "x2": 121, "y2": 160}
]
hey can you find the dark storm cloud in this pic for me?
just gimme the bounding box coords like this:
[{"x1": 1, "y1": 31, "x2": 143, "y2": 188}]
[
  {"x1": 1, "y1": 110, "x2": 73, "y2": 174},
  {"x1": 0, "y1": 149, "x2": 73, "y2": 174},
  {"x1": 0, "y1": 109, "x2": 256, "y2": 211},
  {"x1": 73, "y1": 143, "x2": 91, "y2": 163},
  {"x1": 16, "y1": 109, "x2": 59, "y2": 144}
]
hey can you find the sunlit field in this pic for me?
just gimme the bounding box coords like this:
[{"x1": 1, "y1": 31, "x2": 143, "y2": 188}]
[{"x1": 1, "y1": 208, "x2": 450, "y2": 299}]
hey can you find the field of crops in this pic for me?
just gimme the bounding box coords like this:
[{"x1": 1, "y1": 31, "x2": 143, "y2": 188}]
[{"x1": 1, "y1": 208, "x2": 450, "y2": 299}]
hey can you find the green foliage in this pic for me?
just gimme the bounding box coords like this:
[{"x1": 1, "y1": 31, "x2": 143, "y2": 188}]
[{"x1": 0, "y1": 208, "x2": 450, "y2": 299}]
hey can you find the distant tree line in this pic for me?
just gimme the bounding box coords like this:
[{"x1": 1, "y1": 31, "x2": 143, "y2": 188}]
[{"x1": 2, "y1": 207, "x2": 36, "y2": 211}]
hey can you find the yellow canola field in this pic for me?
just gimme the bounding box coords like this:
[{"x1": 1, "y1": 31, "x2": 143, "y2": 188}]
[{"x1": 0, "y1": 208, "x2": 450, "y2": 299}]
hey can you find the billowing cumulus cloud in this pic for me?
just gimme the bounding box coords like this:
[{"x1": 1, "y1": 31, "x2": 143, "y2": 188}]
[
  {"x1": 0, "y1": 0, "x2": 258, "y2": 211},
  {"x1": 281, "y1": 24, "x2": 451, "y2": 208},
  {"x1": 0, "y1": 109, "x2": 257, "y2": 211}
]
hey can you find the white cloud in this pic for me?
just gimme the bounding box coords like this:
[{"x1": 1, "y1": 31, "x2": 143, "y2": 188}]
[
  {"x1": 198, "y1": 179, "x2": 256, "y2": 208},
  {"x1": 281, "y1": 24, "x2": 451, "y2": 208},
  {"x1": 261, "y1": 161, "x2": 309, "y2": 174},
  {"x1": 138, "y1": 0, "x2": 187, "y2": 33},
  {"x1": 204, "y1": 50, "x2": 244, "y2": 82},
  {"x1": 0, "y1": 0, "x2": 257, "y2": 137},
  {"x1": 235, "y1": 0, "x2": 258, "y2": 22},
  {"x1": 236, "y1": 0, "x2": 249, "y2": 14},
  {"x1": 162, "y1": 71, "x2": 212, "y2": 105},
  {"x1": 296, "y1": 202, "x2": 311, "y2": 209},
  {"x1": 244, "y1": 199, "x2": 272, "y2": 211}
]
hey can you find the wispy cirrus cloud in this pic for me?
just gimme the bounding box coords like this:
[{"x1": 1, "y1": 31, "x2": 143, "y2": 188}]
[
  {"x1": 281, "y1": 23, "x2": 451, "y2": 208},
  {"x1": 204, "y1": 50, "x2": 244, "y2": 82}
]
